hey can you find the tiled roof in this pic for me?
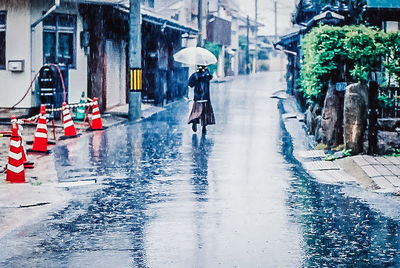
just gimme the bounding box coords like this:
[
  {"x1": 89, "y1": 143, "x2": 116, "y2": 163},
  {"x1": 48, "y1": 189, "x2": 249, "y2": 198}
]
[{"x1": 367, "y1": 0, "x2": 400, "y2": 9}]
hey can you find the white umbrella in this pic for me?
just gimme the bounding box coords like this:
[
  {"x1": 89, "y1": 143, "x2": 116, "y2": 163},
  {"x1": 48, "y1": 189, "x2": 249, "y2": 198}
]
[{"x1": 173, "y1": 47, "x2": 217, "y2": 66}]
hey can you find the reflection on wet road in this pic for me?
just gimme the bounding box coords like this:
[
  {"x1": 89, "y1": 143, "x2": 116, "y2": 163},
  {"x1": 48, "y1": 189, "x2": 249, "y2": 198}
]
[{"x1": 1, "y1": 72, "x2": 400, "y2": 267}]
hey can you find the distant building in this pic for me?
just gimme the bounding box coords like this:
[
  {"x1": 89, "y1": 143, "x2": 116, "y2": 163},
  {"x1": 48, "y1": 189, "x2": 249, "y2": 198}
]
[{"x1": 154, "y1": 0, "x2": 263, "y2": 78}]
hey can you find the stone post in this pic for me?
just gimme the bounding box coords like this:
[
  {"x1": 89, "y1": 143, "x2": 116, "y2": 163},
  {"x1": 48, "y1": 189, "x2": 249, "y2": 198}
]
[
  {"x1": 320, "y1": 83, "x2": 342, "y2": 147},
  {"x1": 343, "y1": 83, "x2": 369, "y2": 154}
]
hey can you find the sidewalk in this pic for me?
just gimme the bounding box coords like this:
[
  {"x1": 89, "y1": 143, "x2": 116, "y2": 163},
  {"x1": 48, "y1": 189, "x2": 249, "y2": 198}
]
[
  {"x1": 0, "y1": 102, "x2": 165, "y2": 238},
  {"x1": 279, "y1": 94, "x2": 400, "y2": 195}
]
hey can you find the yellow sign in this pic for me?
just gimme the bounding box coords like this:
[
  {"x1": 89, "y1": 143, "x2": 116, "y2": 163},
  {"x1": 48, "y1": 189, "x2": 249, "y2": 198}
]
[{"x1": 130, "y1": 68, "x2": 142, "y2": 91}]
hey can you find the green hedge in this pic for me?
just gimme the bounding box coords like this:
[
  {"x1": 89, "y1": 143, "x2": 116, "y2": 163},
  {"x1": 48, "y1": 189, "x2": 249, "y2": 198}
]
[
  {"x1": 204, "y1": 41, "x2": 221, "y2": 75},
  {"x1": 300, "y1": 25, "x2": 400, "y2": 102}
]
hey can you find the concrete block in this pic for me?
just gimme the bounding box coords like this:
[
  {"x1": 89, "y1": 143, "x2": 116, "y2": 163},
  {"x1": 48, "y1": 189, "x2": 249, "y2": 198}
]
[
  {"x1": 374, "y1": 165, "x2": 393, "y2": 176},
  {"x1": 384, "y1": 176, "x2": 400, "y2": 187},
  {"x1": 385, "y1": 165, "x2": 400, "y2": 176},
  {"x1": 351, "y1": 155, "x2": 369, "y2": 166},
  {"x1": 376, "y1": 157, "x2": 393, "y2": 165},
  {"x1": 372, "y1": 176, "x2": 395, "y2": 189},
  {"x1": 361, "y1": 165, "x2": 381, "y2": 177},
  {"x1": 362, "y1": 155, "x2": 381, "y2": 165},
  {"x1": 387, "y1": 157, "x2": 400, "y2": 165}
]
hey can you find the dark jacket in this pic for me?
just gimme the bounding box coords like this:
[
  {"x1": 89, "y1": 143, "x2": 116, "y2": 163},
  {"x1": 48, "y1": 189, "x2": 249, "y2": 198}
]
[{"x1": 189, "y1": 69, "x2": 213, "y2": 101}]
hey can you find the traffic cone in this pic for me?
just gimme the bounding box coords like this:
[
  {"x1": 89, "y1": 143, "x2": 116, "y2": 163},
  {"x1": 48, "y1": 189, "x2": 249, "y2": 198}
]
[
  {"x1": 88, "y1": 97, "x2": 104, "y2": 130},
  {"x1": 75, "y1": 91, "x2": 86, "y2": 121},
  {"x1": 6, "y1": 117, "x2": 26, "y2": 183},
  {"x1": 28, "y1": 104, "x2": 51, "y2": 154},
  {"x1": 10, "y1": 116, "x2": 34, "y2": 168},
  {"x1": 59, "y1": 102, "x2": 79, "y2": 140}
]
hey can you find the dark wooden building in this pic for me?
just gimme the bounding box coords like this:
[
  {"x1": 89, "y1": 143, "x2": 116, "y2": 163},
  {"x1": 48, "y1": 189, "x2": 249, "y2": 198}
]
[{"x1": 79, "y1": 3, "x2": 197, "y2": 111}]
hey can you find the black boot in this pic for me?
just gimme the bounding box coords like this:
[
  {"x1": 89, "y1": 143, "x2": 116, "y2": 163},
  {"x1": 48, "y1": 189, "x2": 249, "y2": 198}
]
[
  {"x1": 192, "y1": 123, "x2": 197, "y2": 132},
  {"x1": 202, "y1": 126, "x2": 207, "y2": 134}
]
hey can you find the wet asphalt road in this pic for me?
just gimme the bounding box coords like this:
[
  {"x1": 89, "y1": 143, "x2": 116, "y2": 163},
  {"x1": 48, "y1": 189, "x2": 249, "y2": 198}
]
[{"x1": 2, "y1": 72, "x2": 400, "y2": 267}]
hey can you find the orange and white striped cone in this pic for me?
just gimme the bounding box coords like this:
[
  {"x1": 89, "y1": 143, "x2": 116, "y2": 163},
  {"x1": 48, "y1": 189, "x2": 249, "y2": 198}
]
[
  {"x1": 6, "y1": 118, "x2": 26, "y2": 183},
  {"x1": 28, "y1": 104, "x2": 51, "y2": 154},
  {"x1": 10, "y1": 116, "x2": 34, "y2": 168},
  {"x1": 60, "y1": 102, "x2": 79, "y2": 140},
  {"x1": 89, "y1": 97, "x2": 104, "y2": 130}
]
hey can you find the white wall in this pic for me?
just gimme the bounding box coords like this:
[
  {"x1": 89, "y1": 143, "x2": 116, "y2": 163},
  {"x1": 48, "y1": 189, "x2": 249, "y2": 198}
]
[
  {"x1": 105, "y1": 39, "x2": 126, "y2": 109},
  {"x1": 267, "y1": 52, "x2": 288, "y2": 72},
  {"x1": 229, "y1": 16, "x2": 239, "y2": 75},
  {"x1": 0, "y1": 0, "x2": 32, "y2": 108}
]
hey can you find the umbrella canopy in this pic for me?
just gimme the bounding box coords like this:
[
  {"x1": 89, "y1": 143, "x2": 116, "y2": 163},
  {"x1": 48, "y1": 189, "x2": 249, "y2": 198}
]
[{"x1": 173, "y1": 47, "x2": 217, "y2": 66}]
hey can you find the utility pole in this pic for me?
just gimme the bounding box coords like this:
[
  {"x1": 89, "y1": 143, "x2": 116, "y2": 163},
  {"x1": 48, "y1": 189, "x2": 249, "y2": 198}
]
[
  {"x1": 197, "y1": 0, "x2": 203, "y2": 46},
  {"x1": 254, "y1": 0, "x2": 258, "y2": 73},
  {"x1": 274, "y1": 0, "x2": 277, "y2": 42},
  {"x1": 246, "y1": 16, "x2": 250, "y2": 75},
  {"x1": 128, "y1": 0, "x2": 142, "y2": 121}
]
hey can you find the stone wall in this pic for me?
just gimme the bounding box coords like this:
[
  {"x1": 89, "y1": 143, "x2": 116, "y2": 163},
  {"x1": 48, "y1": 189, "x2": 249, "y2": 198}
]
[
  {"x1": 304, "y1": 82, "x2": 400, "y2": 155},
  {"x1": 376, "y1": 118, "x2": 400, "y2": 154}
]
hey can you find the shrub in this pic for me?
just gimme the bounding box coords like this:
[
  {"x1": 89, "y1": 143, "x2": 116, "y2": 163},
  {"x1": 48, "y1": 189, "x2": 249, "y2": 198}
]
[
  {"x1": 382, "y1": 32, "x2": 400, "y2": 86},
  {"x1": 300, "y1": 25, "x2": 348, "y2": 102},
  {"x1": 299, "y1": 25, "x2": 400, "y2": 103},
  {"x1": 203, "y1": 41, "x2": 221, "y2": 75},
  {"x1": 344, "y1": 25, "x2": 385, "y2": 82},
  {"x1": 259, "y1": 64, "x2": 269, "y2": 71}
]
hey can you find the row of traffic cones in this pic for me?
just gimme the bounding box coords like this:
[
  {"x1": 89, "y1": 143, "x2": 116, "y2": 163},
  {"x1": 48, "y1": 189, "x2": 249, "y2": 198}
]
[{"x1": 5, "y1": 98, "x2": 103, "y2": 183}]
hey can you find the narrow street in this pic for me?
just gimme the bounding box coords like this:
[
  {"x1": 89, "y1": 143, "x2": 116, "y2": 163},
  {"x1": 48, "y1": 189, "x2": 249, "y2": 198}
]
[{"x1": 1, "y1": 72, "x2": 400, "y2": 267}]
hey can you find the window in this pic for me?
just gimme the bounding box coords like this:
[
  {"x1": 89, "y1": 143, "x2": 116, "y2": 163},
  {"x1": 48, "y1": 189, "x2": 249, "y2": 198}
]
[
  {"x1": 141, "y1": 0, "x2": 154, "y2": 8},
  {"x1": 385, "y1": 21, "x2": 400, "y2": 33},
  {"x1": 43, "y1": 13, "x2": 76, "y2": 68},
  {"x1": 0, "y1": 11, "x2": 6, "y2": 69}
]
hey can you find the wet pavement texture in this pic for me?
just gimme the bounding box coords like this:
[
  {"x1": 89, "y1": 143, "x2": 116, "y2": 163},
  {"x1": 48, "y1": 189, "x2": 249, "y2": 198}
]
[{"x1": 1, "y1": 72, "x2": 400, "y2": 267}]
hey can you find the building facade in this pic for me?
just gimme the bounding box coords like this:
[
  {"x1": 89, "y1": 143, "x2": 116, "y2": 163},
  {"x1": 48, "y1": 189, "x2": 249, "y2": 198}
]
[
  {"x1": 0, "y1": 0, "x2": 88, "y2": 110},
  {"x1": 0, "y1": 0, "x2": 196, "y2": 113}
]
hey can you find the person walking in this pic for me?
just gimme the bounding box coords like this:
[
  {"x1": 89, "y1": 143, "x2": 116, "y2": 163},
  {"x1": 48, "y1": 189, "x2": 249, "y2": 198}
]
[{"x1": 188, "y1": 65, "x2": 215, "y2": 134}]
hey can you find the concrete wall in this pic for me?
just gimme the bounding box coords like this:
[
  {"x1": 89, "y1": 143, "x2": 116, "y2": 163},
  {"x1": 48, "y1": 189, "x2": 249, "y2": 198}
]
[
  {"x1": 229, "y1": 16, "x2": 239, "y2": 75},
  {"x1": 0, "y1": 0, "x2": 87, "y2": 109},
  {"x1": 105, "y1": 39, "x2": 126, "y2": 109},
  {"x1": 266, "y1": 52, "x2": 287, "y2": 72}
]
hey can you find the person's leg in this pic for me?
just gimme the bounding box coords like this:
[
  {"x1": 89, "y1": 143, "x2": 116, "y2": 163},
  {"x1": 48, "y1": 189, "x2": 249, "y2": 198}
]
[
  {"x1": 200, "y1": 103, "x2": 207, "y2": 134},
  {"x1": 188, "y1": 102, "x2": 203, "y2": 132}
]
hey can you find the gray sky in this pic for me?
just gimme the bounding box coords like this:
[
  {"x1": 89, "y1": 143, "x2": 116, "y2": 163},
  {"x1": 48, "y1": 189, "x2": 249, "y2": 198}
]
[{"x1": 237, "y1": 0, "x2": 296, "y2": 36}]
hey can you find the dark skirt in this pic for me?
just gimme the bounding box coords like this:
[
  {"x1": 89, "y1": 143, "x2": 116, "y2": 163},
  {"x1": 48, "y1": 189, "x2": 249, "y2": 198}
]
[{"x1": 188, "y1": 101, "x2": 216, "y2": 126}]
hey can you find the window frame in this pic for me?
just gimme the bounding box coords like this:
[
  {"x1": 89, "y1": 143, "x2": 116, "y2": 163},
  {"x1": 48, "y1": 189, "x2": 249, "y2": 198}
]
[
  {"x1": 43, "y1": 13, "x2": 77, "y2": 69},
  {"x1": 0, "y1": 11, "x2": 6, "y2": 70}
]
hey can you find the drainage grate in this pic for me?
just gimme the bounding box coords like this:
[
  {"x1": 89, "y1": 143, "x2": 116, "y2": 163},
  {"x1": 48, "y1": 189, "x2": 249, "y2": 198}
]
[
  {"x1": 298, "y1": 150, "x2": 326, "y2": 158},
  {"x1": 303, "y1": 161, "x2": 341, "y2": 171}
]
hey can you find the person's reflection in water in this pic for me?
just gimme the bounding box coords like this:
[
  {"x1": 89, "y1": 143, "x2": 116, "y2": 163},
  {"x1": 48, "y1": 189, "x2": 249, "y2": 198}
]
[
  {"x1": 191, "y1": 133, "x2": 214, "y2": 259},
  {"x1": 191, "y1": 134, "x2": 214, "y2": 201}
]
